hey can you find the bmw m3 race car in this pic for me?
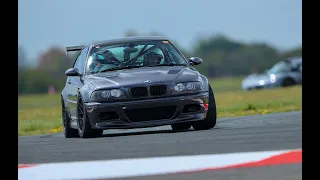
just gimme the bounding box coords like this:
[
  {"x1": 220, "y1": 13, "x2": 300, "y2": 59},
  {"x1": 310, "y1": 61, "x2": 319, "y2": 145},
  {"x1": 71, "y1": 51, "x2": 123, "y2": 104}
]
[{"x1": 61, "y1": 36, "x2": 217, "y2": 138}]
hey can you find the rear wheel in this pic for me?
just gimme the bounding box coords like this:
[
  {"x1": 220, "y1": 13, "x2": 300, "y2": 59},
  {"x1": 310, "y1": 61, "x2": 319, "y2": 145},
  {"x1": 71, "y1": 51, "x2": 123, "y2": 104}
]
[
  {"x1": 191, "y1": 84, "x2": 217, "y2": 130},
  {"x1": 77, "y1": 97, "x2": 103, "y2": 138},
  {"x1": 171, "y1": 122, "x2": 191, "y2": 131},
  {"x1": 61, "y1": 97, "x2": 79, "y2": 138}
]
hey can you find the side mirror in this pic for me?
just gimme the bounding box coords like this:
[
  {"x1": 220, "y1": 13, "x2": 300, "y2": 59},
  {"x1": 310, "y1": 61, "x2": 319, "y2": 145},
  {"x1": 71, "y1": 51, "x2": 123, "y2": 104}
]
[
  {"x1": 189, "y1": 57, "x2": 203, "y2": 66},
  {"x1": 65, "y1": 68, "x2": 80, "y2": 76}
]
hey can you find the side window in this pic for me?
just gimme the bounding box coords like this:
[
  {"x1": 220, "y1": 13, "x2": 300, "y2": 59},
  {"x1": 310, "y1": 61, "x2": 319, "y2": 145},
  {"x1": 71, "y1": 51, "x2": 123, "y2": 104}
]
[
  {"x1": 73, "y1": 47, "x2": 89, "y2": 74},
  {"x1": 290, "y1": 60, "x2": 302, "y2": 72},
  {"x1": 73, "y1": 50, "x2": 83, "y2": 69}
]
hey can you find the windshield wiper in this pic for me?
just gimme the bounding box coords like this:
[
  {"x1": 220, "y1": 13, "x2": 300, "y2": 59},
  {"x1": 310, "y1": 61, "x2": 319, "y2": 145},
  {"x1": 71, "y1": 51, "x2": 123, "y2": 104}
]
[
  {"x1": 99, "y1": 65, "x2": 141, "y2": 73},
  {"x1": 147, "y1": 63, "x2": 187, "y2": 67}
]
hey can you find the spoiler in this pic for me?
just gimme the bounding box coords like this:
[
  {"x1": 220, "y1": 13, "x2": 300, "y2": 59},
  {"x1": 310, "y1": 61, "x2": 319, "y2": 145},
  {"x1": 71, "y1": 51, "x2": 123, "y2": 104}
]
[{"x1": 65, "y1": 45, "x2": 84, "y2": 56}]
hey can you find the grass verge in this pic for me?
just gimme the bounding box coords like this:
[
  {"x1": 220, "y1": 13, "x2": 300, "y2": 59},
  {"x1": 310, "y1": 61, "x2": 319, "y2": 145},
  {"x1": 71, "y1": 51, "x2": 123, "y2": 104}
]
[{"x1": 18, "y1": 85, "x2": 301, "y2": 136}]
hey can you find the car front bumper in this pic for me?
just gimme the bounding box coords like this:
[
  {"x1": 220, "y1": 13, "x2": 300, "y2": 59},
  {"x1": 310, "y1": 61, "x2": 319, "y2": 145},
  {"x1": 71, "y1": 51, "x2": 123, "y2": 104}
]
[
  {"x1": 84, "y1": 92, "x2": 209, "y2": 130},
  {"x1": 242, "y1": 80, "x2": 281, "y2": 90}
]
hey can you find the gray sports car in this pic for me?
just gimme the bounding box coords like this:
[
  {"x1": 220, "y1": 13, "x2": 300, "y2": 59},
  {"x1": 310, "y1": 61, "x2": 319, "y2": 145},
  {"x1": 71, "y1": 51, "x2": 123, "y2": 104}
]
[
  {"x1": 61, "y1": 36, "x2": 216, "y2": 138},
  {"x1": 241, "y1": 57, "x2": 302, "y2": 91}
]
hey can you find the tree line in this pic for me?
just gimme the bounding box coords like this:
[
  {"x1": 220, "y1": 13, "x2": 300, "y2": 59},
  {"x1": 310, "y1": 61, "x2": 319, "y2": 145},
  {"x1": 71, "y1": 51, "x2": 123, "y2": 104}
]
[{"x1": 18, "y1": 30, "x2": 301, "y2": 95}]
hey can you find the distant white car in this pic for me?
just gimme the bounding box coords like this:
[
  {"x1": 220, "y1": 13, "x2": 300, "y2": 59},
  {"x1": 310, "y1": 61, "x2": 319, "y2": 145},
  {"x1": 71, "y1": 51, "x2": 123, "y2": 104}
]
[{"x1": 241, "y1": 57, "x2": 302, "y2": 91}]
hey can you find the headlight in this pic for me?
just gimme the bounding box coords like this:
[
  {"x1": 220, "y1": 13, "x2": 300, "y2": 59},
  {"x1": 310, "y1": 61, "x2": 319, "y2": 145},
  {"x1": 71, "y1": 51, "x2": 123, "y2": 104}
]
[
  {"x1": 172, "y1": 82, "x2": 203, "y2": 94},
  {"x1": 269, "y1": 74, "x2": 276, "y2": 83},
  {"x1": 259, "y1": 80, "x2": 265, "y2": 85},
  {"x1": 91, "y1": 89, "x2": 126, "y2": 101}
]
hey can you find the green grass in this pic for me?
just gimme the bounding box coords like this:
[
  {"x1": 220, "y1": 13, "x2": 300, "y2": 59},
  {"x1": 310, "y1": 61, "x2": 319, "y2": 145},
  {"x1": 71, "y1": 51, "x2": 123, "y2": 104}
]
[
  {"x1": 18, "y1": 94, "x2": 62, "y2": 136},
  {"x1": 215, "y1": 86, "x2": 301, "y2": 117},
  {"x1": 209, "y1": 76, "x2": 244, "y2": 93},
  {"x1": 18, "y1": 78, "x2": 302, "y2": 136}
]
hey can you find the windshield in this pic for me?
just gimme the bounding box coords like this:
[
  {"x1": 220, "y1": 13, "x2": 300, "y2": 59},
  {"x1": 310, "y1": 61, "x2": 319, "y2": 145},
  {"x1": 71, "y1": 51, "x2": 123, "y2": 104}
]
[
  {"x1": 86, "y1": 40, "x2": 188, "y2": 74},
  {"x1": 266, "y1": 61, "x2": 291, "y2": 74}
]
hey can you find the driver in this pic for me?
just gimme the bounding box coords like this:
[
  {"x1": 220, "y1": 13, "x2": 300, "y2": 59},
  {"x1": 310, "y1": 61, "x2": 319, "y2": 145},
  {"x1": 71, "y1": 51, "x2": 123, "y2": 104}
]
[
  {"x1": 144, "y1": 52, "x2": 163, "y2": 66},
  {"x1": 92, "y1": 51, "x2": 120, "y2": 72},
  {"x1": 92, "y1": 57, "x2": 106, "y2": 72}
]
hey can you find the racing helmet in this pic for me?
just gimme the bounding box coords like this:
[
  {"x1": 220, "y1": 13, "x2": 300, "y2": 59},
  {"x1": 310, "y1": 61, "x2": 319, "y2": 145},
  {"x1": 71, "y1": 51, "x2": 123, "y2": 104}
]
[
  {"x1": 95, "y1": 50, "x2": 116, "y2": 64},
  {"x1": 101, "y1": 50, "x2": 115, "y2": 59},
  {"x1": 144, "y1": 52, "x2": 163, "y2": 64}
]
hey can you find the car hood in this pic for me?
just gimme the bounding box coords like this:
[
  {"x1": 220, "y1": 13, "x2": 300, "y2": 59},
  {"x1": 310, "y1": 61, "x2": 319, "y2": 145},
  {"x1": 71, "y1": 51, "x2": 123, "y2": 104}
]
[{"x1": 86, "y1": 66, "x2": 200, "y2": 89}]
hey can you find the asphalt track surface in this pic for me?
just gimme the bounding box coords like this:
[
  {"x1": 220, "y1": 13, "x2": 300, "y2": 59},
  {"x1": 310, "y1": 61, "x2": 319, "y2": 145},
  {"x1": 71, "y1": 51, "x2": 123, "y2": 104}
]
[{"x1": 18, "y1": 111, "x2": 302, "y2": 179}]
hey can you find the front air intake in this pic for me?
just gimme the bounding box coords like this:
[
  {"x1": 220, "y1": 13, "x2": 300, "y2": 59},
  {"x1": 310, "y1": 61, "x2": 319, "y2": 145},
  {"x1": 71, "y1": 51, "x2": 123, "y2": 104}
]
[
  {"x1": 130, "y1": 87, "x2": 148, "y2": 98},
  {"x1": 150, "y1": 85, "x2": 167, "y2": 96}
]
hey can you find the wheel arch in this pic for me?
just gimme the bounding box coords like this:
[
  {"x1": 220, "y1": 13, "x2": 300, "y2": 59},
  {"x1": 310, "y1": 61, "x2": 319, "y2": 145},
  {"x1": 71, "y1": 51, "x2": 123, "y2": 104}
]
[
  {"x1": 78, "y1": 82, "x2": 96, "y2": 103},
  {"x1": 61, "y1": 88, "x2": 68, "y2": 108},
  {"x1": 280, "y1": 76, "x2": 297, "y2": 86},
  {"x1": 199, "y1": 74, "x2": 210, "y2": 92}
]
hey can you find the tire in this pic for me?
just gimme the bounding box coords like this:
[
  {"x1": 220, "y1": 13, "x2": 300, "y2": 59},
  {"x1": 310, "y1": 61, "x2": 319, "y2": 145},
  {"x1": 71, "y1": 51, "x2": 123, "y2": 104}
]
[
  {"x1": 77, "y1": 97, "x2": 103, "y2": 138},
  {"x1": 282, "y1": 78, "x2": 296, "y2": 87},
  {"x1": 61, "y1": 97, "x2": 79, "y2": 138},
  {"x1": 192, "y1": 84, "x2": 217, "y2": 130},
  {"x1": 171, "y1": 122, "x2": 191, "y2": 131}
]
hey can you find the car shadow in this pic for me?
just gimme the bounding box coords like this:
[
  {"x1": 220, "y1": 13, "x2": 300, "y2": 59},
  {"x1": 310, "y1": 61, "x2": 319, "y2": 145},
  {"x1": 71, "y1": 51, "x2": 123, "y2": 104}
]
[
  {"x1": 39, "y1": 127, "x2": 220, "y2": 139},
  {"x1": 100, "y1": 129, "x2": 195, "y2": 138},
  {"x1": 98, "y1": 127, "x2": 222, "y2": 138}
]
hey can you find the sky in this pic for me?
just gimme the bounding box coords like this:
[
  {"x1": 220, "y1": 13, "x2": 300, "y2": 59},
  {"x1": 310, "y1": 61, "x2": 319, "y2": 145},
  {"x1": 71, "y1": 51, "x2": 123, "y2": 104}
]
[{"x1": 18, "y1": 0, "x2": 302, "y2": 64}]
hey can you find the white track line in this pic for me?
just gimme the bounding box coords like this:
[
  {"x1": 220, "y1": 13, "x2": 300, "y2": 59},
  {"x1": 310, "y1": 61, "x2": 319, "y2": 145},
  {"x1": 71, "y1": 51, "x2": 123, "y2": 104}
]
[{"x1": 18, "y1": 149, "x2": 301, "y2": 180}]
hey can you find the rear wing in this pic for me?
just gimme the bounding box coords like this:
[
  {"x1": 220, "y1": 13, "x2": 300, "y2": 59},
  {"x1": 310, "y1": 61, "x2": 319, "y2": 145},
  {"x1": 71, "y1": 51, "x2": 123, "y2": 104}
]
[{"x1": 65, "y1": 45, "x2": 85, "y2": 56}]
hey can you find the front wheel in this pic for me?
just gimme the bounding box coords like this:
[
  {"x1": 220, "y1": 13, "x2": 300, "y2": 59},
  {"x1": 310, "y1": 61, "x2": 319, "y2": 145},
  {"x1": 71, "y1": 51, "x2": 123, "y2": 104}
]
[
  {"x1": 191, "y1": 84, "x2": 217, "y2": 130},
  {"x1": 61, "y1": 97, "x2": 79, "y2": 138},
  {"x1": 77, "y1": 97, "x2": 103, "y2": 138},
  {"x1": 282, "y1": 78, "x2": 296, "y2": 87}
]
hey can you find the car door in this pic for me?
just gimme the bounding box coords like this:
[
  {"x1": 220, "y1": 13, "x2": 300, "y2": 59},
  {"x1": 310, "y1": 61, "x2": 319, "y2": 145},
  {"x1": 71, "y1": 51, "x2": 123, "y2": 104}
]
[{"x1": 67, "y1": 46, "x2": 89, "y2": 119}]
